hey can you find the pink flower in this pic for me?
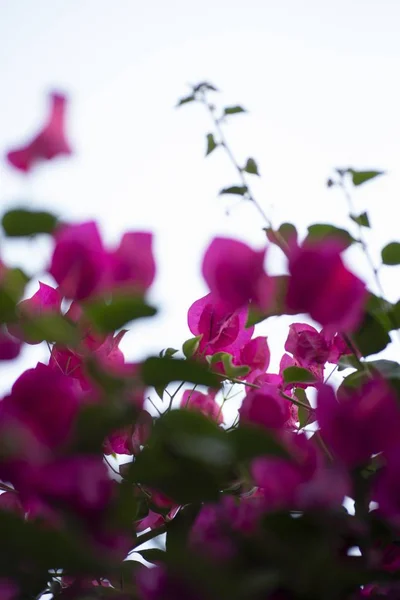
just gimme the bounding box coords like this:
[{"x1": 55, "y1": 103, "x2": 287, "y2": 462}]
[
  {"x1": 1, "y1": 362, "x2": 82, "y2": 451},
  {"x1": 237, "y1": 336, "x2": 270, "y2": 375},
  {"x1": 109, "y1": 232, "x2": 156, "y2": 292},
  {"x1": 7, "y1": 92, "x2": 71, "y2": 173},
  {"x1": 136, "y1": 509, "x2": 164, "y2": 533},
  {"x1": 0, "y1": 579, "x2": 18, "y2": 600},
  {"x1": 49, "y1": 221, "x2": 109, "y2": 300},
  {"x1": 180, "y1": 389, "x2": 223, "y2": 424},
  {"x1": 317, "y1": 379, "x2": 400, "y2": 467},
  {"x1": 239, "y1": 382, "x2": 291, "y2": 430},
  {"x1": 187, "y1": 293, "x2": 254, "y2": 356},
  {"x1": 0, "y1": 330, "x2": 20, "y2": 360},
  {"x1": 285, "y1": 323, "x2": 330, "y2": 366},
  {"x1": 8, "y1": 282, "x2": 62, "y2": 344},
  {"x1": 190, "y1": 503, "x2": 236, "y2": 561},
  {"x1": 286, "y1": 240, "x2": 367, "y2": 333},
  {"x1": 202, "y1": 237, "x2": 274, "y2": 312}
]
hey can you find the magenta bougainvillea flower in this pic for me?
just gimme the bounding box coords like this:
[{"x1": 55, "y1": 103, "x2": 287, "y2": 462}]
[
  {"x1": 0, "y1": 329, "x2": 20, "y2": 360},
  {"x1": 285, "y1": 323, "x2": 331, "y2": 366},
  {"x1": 0, "y1": 362, "x2": 82, "y2": 451},
  {"x1": 109, "y1": 232, "x2": 156, "y2": 292},
  {"x1": 49, "y1": 221, "x2": 109, "y2": 300},
  {"x1": 187, "y1": 293, "x2": 254, "y2": 356},
  {"x1": 202, "y1": 237, "x2": 274, "y2": 312},
  {"x1": 7, "y1": 93, "x2": 72, "y2": 173},
  {"x1": 237, "y1": 336, "x2": 270, "y2": 375},
  {"x1": 8, "y1": 282, "x2": 62, "y2": 344},
  {"x1": 286, "y1": 240, "x2": 367, "y2": 332},
  {"x1": 239, "y1": 382, "x2": 291, "y2": 430},
  {"x1": 373, "y1": 446, "x2": 400, "y2": 523},
  {"x1": 180, "y1": 389, "x2": 223, "y2": 423},
  {"x1": 317, "y1": 379, "x2": 400, "y2": 467}
]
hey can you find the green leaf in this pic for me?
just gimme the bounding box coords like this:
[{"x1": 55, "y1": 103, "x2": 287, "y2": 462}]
[
  {"x1": 160, "y1": 347, "x2": 179, "y2": 358},
  {"x1": 243, "y1": 158, "x2": 259, "y2": 176},
  {"x1": 205, "y1": 133, "x2": 217, "y2": 156},
  {"x1": 223, "y1": 105, "x2": 246, "y2": 115},
  {"x1": 337, "y1": 354, "x2": 360, "y2": 371},
  {"x1": 141, "y1": 356, "x2": 220, "y2": 389},
  {"x1": 283, "y1": 366, "x2": 317, "y2": 385},
  {"x1": 382, "y1": 242, "x2": 400, "y2": 266},
  {"x1": 21, "y1": 313, "x2": 78, "y2": 345},
  {"x1": 182, "y1": 335, "x2": 202, "y2": 359},
  {"x1": 352, "y1": 310, "x2": 391, "y2": 357},
  {"x1": 176, "y1": 94, "x2": 196, "y2": 107},
  {"x1": 389, "y1": 300, "x2": 400, "y2": 329},
  {"x1": 350, "y1": 212, "x2": 370, "y2": 228},
  {"x1": 2, "y1": 208, "x2": 58, "y2": 237},
  {"x1": 209, "y1": 352, "x2": 250, "y2": 379},
  {"x1": 306, "y1": 224, "x2": 356, "y2": 248},
  {"x1": 294, "y1": 388, "x2": 312, "y2": 428},
  {"x1": 84, "y1": 294, "x2": 157, "y2": 333},
  {"x1": 265, "y1": 223, "x2": 297, "y2": 256},
  {"x1": 0, "y1": 268, "x2": 29, "y2": 323},
  {"x1": 192, "y1": 81, "x2": 219, "y2": 93},
  {"x1": 138, "y1": 549, "x2": 167, "y2": 564},
  {"x1": 348, "y1": 169, "x2": 384, "y2": 186},
  {"x1": 228, "y1": 425, "x2": 289, "y2": 462},
  {"x1": 219, "y1": 185, "x2": 248, "y2": 196},
  {"x1": 129, "y1": 409, "x2": 232, "y2": 503}
]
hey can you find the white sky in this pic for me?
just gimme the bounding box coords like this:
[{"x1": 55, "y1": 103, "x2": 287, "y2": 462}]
[{"x1": 0, "y1": 0, "x2": 399, "y2": 398}]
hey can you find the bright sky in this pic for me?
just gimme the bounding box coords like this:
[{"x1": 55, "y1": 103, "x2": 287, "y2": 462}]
[{"x1": 0, "y1": 0, "x2": 399, "y2": 398}]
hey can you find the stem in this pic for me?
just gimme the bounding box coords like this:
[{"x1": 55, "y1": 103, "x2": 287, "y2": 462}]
[
  {"x1": 199, "y1": 91, "x2": 289, "y2": 252},
  {"x1": 167, "y1": 381, "x2": 185, "y2": 411},
  {"x1": 280, "y1": 390, "x2": 313, "y2": 412}
]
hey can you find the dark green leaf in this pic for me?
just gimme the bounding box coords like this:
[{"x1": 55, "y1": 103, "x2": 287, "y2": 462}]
[
  {"x1": 223, "y1": 105, "x2": 246, "y2": 115},
  {"x1": 243, "y1": 157, "x2": 259, "y2": 175},
  {"x1": 2, "y1": 208, "x2": 58, "y2": 237},
  {"x1": 138, "y1": 549, "x2": 167, "y2": 564},
  {"x1": 389, "y1": 300, "x2": 400, "y2": 329},
  {"x1": 283, "y1": 366, "x2": 317, "y2": 385},
  {"x1": 337, "y1": 354, "x2": 360, "y2": 371},
  {"x1": 141, "y1": 356, "x2": 220, "y2": 389},
  {"x1": 192, "y1": 81, "x2": 219, "y2": 93},
  {"x1": 219, "y1": 185, "x2": 248, "y2": 196},
  {"x1": 228, "y1": 425, "x2": 289, "y2": 462},
  {"x1": 348, "y1": 169, "x2": 384, "y2": 186},
  {"x1": 350, "y1": 212, "x2": 370, "y2": 228},
  {"x1": 366, "y1": 359, "x2": 400, "y2": 380},
  {"x1": 381, "y1": 242, "x2": 400, "y2": 266},
  {"x1": 205, "y1": 133, "x2": 217, "y2": 156},
  {"x1": 21, "y1": 313, "x2": 78, "y2": 345},
  {"x1": 176, "y1": 94, "x2": 196, "y2": 107},
  {"x1": 129, "y1": 409, "x2": 232, "y2": 502},
  {"x1": 306, "y1": 224, "x2": 356, "y2": 248},
  {"x1": 160, "y1": 347, "x2": 179, "y2": 358},
  {"x1": 182, "y1": 335, "x2": 202, "y2": 359},
  {"x1": 352, "y1": 310, "x2": 391, "y2": 357},
  {"x1": 84, "y1": 294, "x2": 157, "y2": 333}
]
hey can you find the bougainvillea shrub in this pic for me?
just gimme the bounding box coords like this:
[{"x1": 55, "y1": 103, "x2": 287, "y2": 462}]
[{"x1": 0, "y1": 83, "x2": 400, "y2": 600}]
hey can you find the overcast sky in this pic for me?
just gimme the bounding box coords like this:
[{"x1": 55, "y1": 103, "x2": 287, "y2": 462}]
[{"x1": 0, "y1": 0, "x2": 399, "y2": 397}]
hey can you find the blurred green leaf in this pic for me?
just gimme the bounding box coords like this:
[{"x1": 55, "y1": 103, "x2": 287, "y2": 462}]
[
  {"x1": 283, "y1": 366, "x2": 317, "y2": 385},
  {"x1": 381, "y1": 242, "x2": 400, "y2": 265},
  {"x1": 2, "y1": 208, "x2": 58, "y2": 237},
  {"x1": 21, "y1": 313, "x2": 78, "y2": 345},
  {"x1": 209, "y1": 352, "x2": 250, "y2": 379},
  {"x1": 219, "y1": 185, "x2": 248, "y2": 196},
  {"x1": 350, "y1": 212, "x2": 370, "y2": 228},
  {"x1": 243, "y1": 157, "x2": 259, "y2": 175},
  {"x1": 228, "y1": 424, "x2": 289, "y2": 462},
  {"x1": 192, "y1": 81, "x2": 219, "y2": 93},
  {"x1": 0, "y1": 268, "x2": 29, "y2": 323},
  {"x1": 294, "y1": 388, "x2": 312, "y2": 428},
  {"x1": 223, "y1": 105, "x2": 246, "y2": 115},
  {"x1": 138, "y1": 548, "x2": 167, "y2": 564},
  {"x1": 265, "y1": 223, "x2": 297, "y2": 256},
  {"x1": 176, "y1": 94, "x2": 195, "y2": 107},
  {"x1": 348, "y1": 169, "x2": 384, "y2": 186},
  {"x1": 352, "y1": 309, "x2": 391, "y2": 357},
  {"x1": 305, "y1": 224, "x2": 356, "y2": 248},
  {"x1": 205, "y1": 133, "x2": 217, "y2": 156},
  {"x1": 141, "y1": 356, "x2": 220, "y2": 388},
  {"x1": 182, "y1": 335, "x2": 202, "y2": 359},
  {"x1": 84, "y1": 294, "x2": 157, "y2": 333}
]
